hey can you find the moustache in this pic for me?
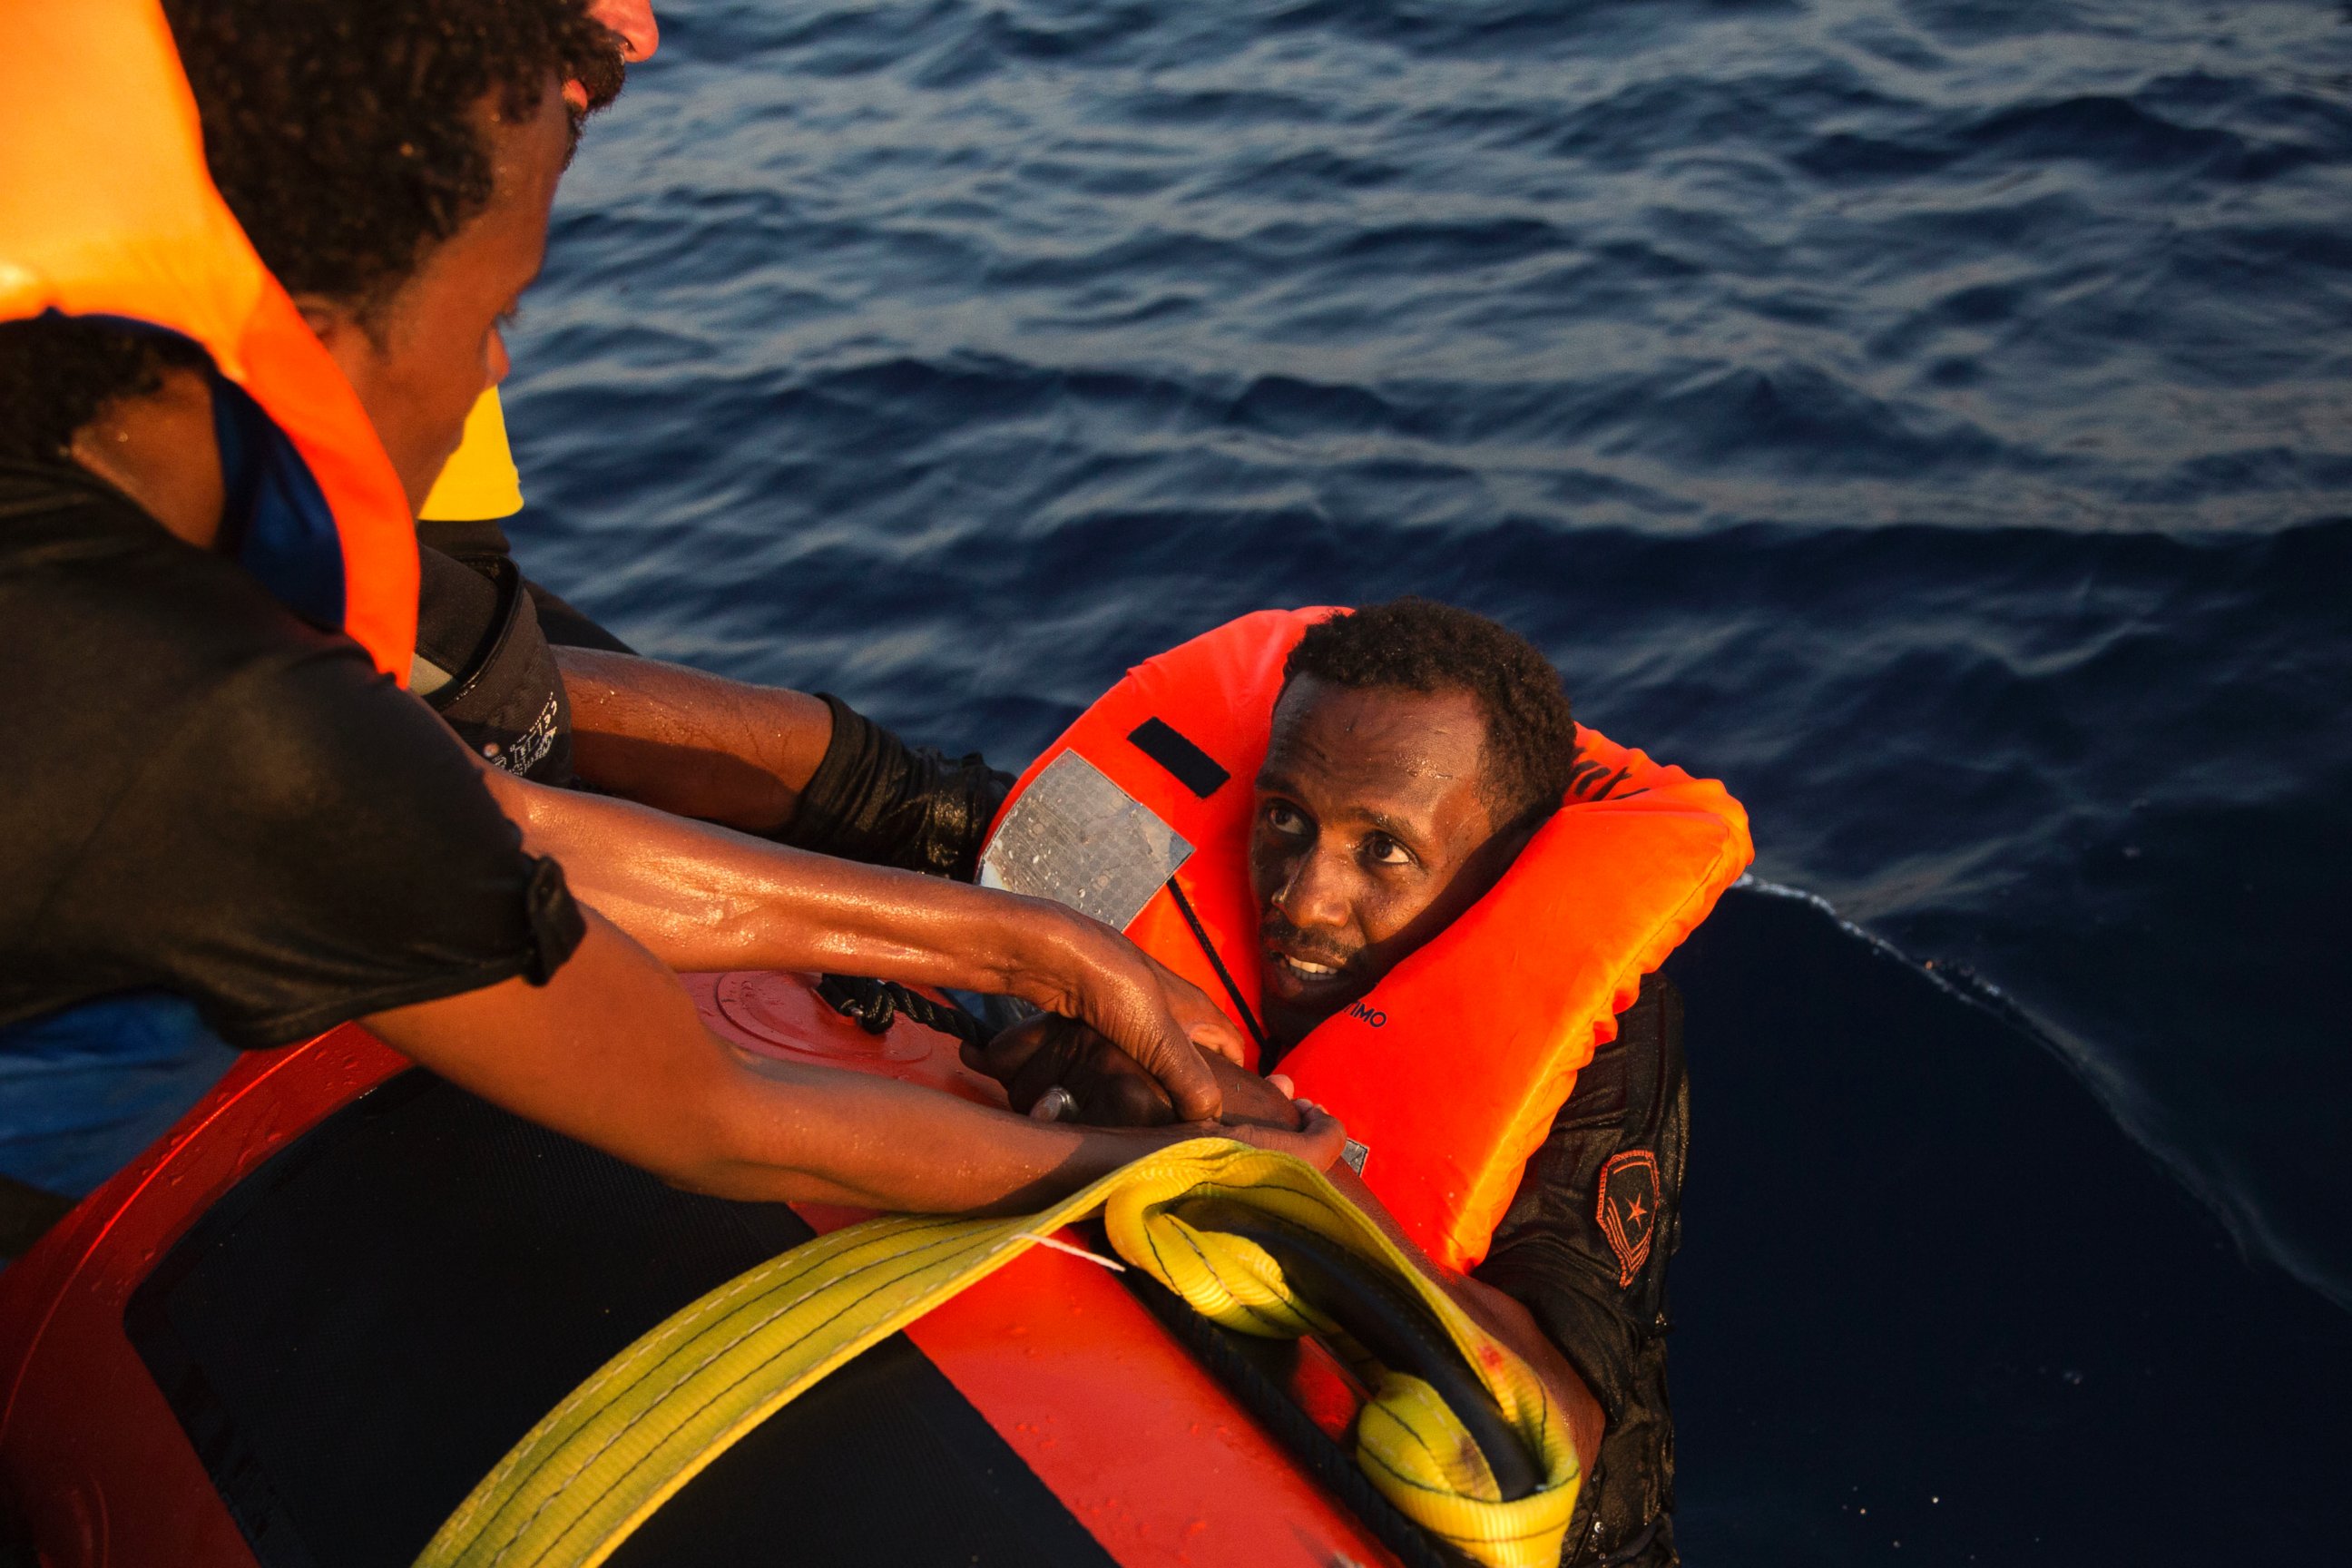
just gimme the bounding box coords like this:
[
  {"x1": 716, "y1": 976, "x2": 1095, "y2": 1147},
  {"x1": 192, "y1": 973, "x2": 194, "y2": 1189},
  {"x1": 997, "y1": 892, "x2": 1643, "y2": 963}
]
[{"x1": 1259, "y1": 915, "x2": 1360, "y2": 974}]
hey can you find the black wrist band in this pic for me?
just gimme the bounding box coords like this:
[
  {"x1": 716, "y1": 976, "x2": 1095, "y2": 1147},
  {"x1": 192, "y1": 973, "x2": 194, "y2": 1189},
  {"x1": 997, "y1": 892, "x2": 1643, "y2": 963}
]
[{"x1": 778, "y1": 693, "x2": 1013, "y2": 881}]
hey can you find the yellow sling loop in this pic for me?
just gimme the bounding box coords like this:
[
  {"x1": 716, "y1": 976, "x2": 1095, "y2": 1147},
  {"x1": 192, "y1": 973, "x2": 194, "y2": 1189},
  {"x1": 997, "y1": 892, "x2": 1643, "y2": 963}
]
[{"x1": 416, "y1": 1140, "x2": 1581, "y2": 1568}]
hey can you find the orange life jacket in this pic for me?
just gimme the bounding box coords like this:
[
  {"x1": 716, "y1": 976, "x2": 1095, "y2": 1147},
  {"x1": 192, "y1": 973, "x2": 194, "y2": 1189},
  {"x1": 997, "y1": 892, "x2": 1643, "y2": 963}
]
[
  {"x1": 0, "y1": 0, "x2": 417, "y2": 679},
  {"x1": 983, "y1": 609, "x2": 1753, "y2": 1271}
]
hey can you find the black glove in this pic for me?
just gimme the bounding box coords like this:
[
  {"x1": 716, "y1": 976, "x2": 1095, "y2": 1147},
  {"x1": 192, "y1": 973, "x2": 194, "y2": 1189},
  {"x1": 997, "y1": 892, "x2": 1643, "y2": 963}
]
[{"x1": 777, "y1": 694, "x2": 1014, "y2": 882}]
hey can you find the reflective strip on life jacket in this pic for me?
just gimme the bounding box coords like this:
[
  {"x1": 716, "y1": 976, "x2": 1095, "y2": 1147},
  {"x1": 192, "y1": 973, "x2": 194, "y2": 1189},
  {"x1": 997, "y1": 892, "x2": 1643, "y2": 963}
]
[
  {"x1": 0, "y1": 0, "x2": 417, "y2": 680},
  {"x1": 982, "y1": 609, "x2": 1753, "y2": 1271}
]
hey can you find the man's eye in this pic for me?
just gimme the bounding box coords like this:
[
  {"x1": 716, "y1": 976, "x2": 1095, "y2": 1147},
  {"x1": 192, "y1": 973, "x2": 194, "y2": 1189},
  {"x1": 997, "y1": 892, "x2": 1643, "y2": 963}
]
[
  {"x1": 1265, "y1": 803, "x2": 1309, "y2": 837},
  {"x1": 1365, "y1": 835, "x2": 1413, "y2": 867}
]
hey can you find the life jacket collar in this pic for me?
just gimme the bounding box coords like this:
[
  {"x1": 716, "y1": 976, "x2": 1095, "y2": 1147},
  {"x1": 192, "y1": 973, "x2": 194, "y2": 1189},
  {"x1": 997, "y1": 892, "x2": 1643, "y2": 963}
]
[{"x1": 0, "y1": 0, "x2": 417, "y2": 678}]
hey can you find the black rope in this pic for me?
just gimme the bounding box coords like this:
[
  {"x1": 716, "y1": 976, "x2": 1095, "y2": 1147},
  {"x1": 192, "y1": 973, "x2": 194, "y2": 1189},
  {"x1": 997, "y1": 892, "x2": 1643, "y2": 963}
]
[
  {"x1": 1110, "y1": 1249, "x2": 1473, "y2": 1568},
  {"x1": 1164, "y1": 877, "x2": 1271, "y2": 1057},
  {"x1": 813, "y1": 975, "x2": 993, "y2": 1051}
]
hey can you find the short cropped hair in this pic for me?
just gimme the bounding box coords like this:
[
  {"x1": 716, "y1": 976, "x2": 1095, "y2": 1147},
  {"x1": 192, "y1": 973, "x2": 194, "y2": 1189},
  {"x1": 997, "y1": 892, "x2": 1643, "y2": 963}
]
[
  {"x1": 1282, "y1": 598, "x2": 1579, "y2": 828},
  {"x1": 0, "y1": 0, "x2": 618, "y2": 461}
]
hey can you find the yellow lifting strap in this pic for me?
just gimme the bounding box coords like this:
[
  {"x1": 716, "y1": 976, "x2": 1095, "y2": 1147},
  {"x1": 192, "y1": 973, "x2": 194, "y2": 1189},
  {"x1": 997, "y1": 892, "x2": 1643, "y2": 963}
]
[{"x1": 416, "y1": 1139, "x2": 1582, "y2": 1568}]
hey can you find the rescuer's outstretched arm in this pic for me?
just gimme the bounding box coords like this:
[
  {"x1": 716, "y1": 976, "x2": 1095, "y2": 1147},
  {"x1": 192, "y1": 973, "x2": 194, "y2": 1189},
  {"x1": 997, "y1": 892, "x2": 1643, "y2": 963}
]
[
  {"x1": 366, "y1": 911, "x2": 1346, "y2": 1213},
  {"x1": 476, "y1": 766, "x2": 1243, "y2": 1121},
  {"x1": 554, "y1": 646, "x2": 836, "y2": 836},
  {"x1": 554, "y1": 646, "x2": 1010, "y2": 881}
]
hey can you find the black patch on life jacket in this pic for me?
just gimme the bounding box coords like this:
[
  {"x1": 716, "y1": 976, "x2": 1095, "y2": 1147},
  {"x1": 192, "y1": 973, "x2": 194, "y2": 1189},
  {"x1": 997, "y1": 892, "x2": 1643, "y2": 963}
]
[
  {"x1": 1596, "y1": 1149, "x2": 1661, "y2": 1288},
  {"x1": 1128, "y1": 717, "x2": 1230, "y2": 799}
]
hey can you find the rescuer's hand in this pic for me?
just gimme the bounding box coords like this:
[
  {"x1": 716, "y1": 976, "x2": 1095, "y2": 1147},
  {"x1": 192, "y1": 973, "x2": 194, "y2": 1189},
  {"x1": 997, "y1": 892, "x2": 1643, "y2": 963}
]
[
  {"x1": 968, "y1": 1014, "x2": 1303, "y2": 1131},
  {"x1": 1157, "y1": 959, "x2": 1250, "y2": 1066},
  {"x1": 479, "y1": 755, "x2": 1235, "y2": 1119},
  {"x1": 1033, "y1": 916, "x2": 1248, "y2": 1122},
  {"x1": 1207, "y1": 1101, "x2": 1348, "y2": 1171},
  {"x1": 1211, "y1": 1060, "x2": 1307, "y2": 1128},
  {"x1": 1077, "y1": 939, "x2": 1244, "y2": 1068},
  {"x1": 367, "y1": 910, "x2": 1326, "y2": 1216},
  {"x1": 970, "y1": 1013, "x2": 1174, "y2": 1125}
]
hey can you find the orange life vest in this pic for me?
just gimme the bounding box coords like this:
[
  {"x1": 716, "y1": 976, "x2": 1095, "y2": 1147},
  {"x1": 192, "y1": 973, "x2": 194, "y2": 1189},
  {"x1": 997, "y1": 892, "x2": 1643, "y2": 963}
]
[
  {"x1": 0, "y1": 0, "x2": 417, "y2": 679},
  {"x1": 984, "y1": 609, "x2": 1753, "y2": 1271}
]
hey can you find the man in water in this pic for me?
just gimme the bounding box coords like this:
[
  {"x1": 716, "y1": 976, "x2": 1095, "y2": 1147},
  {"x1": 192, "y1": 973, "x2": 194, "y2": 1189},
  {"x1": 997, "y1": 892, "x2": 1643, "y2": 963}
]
[{"x1": 975, "y1": 599, "x2": 1689, "y2": 1566}]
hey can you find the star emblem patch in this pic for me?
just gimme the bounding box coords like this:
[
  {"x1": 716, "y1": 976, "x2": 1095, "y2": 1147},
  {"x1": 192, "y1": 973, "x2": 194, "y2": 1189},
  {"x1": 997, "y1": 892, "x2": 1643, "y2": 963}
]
[{"x1": 1596, "y1": 1150, "x2": 1661, "y2": 1288}]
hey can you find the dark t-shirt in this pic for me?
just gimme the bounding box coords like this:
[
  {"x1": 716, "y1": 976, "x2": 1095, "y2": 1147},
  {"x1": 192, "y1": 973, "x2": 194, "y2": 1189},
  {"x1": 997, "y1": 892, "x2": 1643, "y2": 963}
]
[{"x1": 0, "y1": 461, "x2": 583, "y2": 1049}]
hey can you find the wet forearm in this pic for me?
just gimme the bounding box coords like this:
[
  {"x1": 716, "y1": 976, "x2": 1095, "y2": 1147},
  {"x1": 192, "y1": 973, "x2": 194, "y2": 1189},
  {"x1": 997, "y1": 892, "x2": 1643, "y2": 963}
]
[
  {"x1": 699, "y1": 1052, "x2": 1191, "y2": 1212},
  {"x1": 485, "y1": 766, "x2": 1089, "y2": 1010},
  {"x1": 556, "y1": 645, "x2": 832, "y2": 834},
  {"x1": 1446, "y1": 1270, "x2": 1607, "y2": 1473},
  {"x1": 368, "y1": 912, "x2": 1181, "y2": 1215}
]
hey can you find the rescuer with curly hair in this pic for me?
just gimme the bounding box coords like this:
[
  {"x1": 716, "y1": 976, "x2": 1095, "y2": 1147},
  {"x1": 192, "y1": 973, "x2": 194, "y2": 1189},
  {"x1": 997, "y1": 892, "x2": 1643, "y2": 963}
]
[
  {"x1": 0, "y1": 0, "x2": 617, "y2": 469},
  {"x1": 0, "y1": 0, "x2": 1336, "y2": 1235}
]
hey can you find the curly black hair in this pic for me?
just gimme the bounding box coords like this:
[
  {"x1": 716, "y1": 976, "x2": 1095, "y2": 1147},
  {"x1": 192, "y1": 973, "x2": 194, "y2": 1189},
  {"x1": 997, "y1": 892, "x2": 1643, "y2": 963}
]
[
  {"x1": 0, "y1": 0, "x2": 618, "y2": 463},
  {"x1": 1283, "y1": 598, "x2": 1580, "y2": 828},
  {"x1": 165, "y1": 0, "x2": 619, "y2": 312}
]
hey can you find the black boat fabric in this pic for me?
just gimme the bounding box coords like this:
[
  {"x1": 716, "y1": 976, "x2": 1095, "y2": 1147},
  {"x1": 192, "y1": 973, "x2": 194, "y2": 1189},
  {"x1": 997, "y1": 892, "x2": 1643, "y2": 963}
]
[
  {"x1": 0, "y1": 461, "x2": 583, "y2": 1048},
  {"x1": 125, "y1": 1071, "x2": 1116, "y2": 1568}
]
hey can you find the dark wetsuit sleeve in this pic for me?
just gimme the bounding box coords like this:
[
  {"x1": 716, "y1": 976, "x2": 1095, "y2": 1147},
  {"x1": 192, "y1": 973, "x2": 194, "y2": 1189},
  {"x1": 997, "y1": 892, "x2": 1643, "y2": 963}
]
[
  {"x1": 413, "y1": 546, "x2": 575, "y2": 785},
  {"x1": 37, "y1": 645, "x2": 585, "y2": 1049},
  {"x1": 779, "y1": 694, "x2": 1014, "y2": 882},
  {"x1": 522, "y1": 577, "x2": 634, "y2": 654},
  {"x1": 1474, "y1": 972, "x2": 1689, "y2": 1566},
  {"x1": 413, "y1": 515, "x2": 636, "y2": 655}
]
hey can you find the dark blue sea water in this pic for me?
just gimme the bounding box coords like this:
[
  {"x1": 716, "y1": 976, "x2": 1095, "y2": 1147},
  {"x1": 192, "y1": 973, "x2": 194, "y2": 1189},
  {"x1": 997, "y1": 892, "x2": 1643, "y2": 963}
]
[{"x1": 495, "y1": 0, "x2": 2352, "y2": 1557}]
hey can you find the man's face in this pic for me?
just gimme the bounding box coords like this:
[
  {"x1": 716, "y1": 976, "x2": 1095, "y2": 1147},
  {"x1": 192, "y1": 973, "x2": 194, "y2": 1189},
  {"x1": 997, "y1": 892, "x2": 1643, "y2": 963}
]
[
  {"x1": 1250, "y1": 676, "x2": 1524, "y2": 1046},
  {"x1": 302, "y1": 84, "x2": 571, "y2": 510}
]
